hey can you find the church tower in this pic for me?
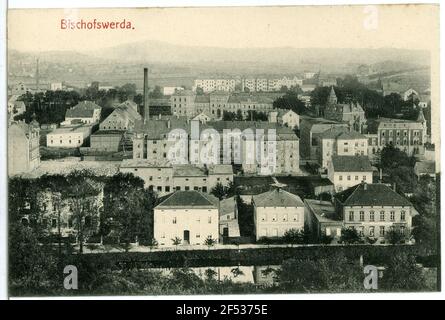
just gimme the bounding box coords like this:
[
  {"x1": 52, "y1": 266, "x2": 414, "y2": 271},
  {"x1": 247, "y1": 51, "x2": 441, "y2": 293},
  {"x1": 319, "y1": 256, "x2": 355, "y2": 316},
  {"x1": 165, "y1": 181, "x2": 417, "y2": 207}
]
[{"x1": 328, "y1": 86, "x2": 338, "y2": 105}]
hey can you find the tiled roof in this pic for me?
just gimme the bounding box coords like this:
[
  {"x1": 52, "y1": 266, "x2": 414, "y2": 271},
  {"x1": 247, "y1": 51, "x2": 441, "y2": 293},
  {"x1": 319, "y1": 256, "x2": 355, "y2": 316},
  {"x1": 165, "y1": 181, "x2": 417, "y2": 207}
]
[
  {"x1": 319, "y1": 126, "x2": 349, "y2": 139},
  {"x1": 195, "y1": 95, "x2": 210, "y2": 103},
  {"x1": 173, "y1": 165, "x2": 206, "y2": 177},
  {"x1": 304, "y1": 199, "x2": 342, "y2": 223},
  {"x1": 253, "y1": 188, "x2": 304, "y2": 208},
  {"x1": 414, "y1": 161, "x2": 435, "y2": 175},
  {"x1": 334, "y1": 183, "x2": 412, "y2": 207},
  {"x1": 66, "y1": 101, "x2": 101, "y2": 118},
  {"x1": 208, "y1": 164, "x2": 233, "y2": 175},
  {"x1": 331, "y1": 155, "x2": 373, "y2": 172},
  {"x1": 220, "y1": 196, "x2": 236, "y2": 216},
  {"x1": 156, "y1": 190, "x2": 219, "y2": 209}
]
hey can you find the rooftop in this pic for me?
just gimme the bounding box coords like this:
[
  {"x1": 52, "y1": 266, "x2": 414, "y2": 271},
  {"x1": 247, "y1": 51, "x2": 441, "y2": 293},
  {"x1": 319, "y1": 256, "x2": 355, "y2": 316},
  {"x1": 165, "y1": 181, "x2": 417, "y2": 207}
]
[
  {"x1": 253, "y1": 188, "x2": 304, "y2": 208},
  {"x1": 331, "y1": 155, "x2": 373, "y2": 172},
  {"x1": 220, "y1": 196, "x2": 236, "y2": 216},
  {"x1": 156, "y1": 190, "x2": 219, "y2": 209},
  {"x1": 414, "y1": 161, "x2": 436, "y2": 175},
  {"x1": 66, "y1": 101, "x2": 101, "y2": 118},
  {"x1": 334, "y1": 182, "x2": 412, "y2": 207},
  {"x1": 304, "y1": 199, "x2": 342, "y2": 223}
]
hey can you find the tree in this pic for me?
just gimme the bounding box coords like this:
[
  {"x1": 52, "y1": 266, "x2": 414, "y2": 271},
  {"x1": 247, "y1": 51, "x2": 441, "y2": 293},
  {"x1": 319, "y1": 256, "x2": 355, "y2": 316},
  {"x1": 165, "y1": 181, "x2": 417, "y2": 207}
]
[
  {"x1": 319, "y1": 232, "x2": 334, "y2": 245},
  {"x1": 237, "y1": 196, "x2": 254, "y2": 237},
  {"x1": 340, "y1": 227, "x2": 362, "y2": 244},
  {"x1": 172, "y1": 237, "x2": 182, "y2": 248},
  {"x1": 9, "y1": 223, "x2": 58, "y2": 292},
  {"x1": 223, "y1": 111, "x2": 236, "y2": 121},
  {"x1": 282, "y1": 228, "x2": 306, "y2": 245},
  {"x1": 149, "y1": 85, "x2": 163, "y2": 99},
  {"x1": 210, "y1": 182, "x2": 226, "y2": 200},
  {"x1": 195, "y1": 87, "x2": 204, "y2": 95},
  {"x1": 64, "y1": 170, "x2": 101, "y2": 254},
  {"x1": 385, "y1": 229, "x2": 407, "y2": 245},
  {"x1": 204, "y1": 235, "x2": 217, "y2": 248},
  {"x1": 231, "y1": 267, "x2": 244, "y2": 278},
  {"x1": 146, "y1": 238, "x2": 158, "y2": 251},
  {"x1": 204, "y1": 268, "x2": 218, "y2": 281},
  {"x1": 235, "y1": 109, "x2": 244, "y2": 121},
  {"x1": 273, "y1": 91, "x2": 306, "y2": 115},
  {"x1": 278, "y1": 254, "x2": 364, "y2": 293},
  {"x1": 102, "y1": 173, "x2": 154, "y2": 250},
  {"x1": 381, "y1": 253, "x2": 427, "y2": 291}
]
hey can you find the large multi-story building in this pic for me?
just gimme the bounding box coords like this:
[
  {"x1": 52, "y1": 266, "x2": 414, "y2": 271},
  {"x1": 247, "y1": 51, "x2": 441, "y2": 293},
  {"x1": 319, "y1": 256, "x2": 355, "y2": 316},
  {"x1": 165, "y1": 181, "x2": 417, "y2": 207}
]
[
  {"x1": 8, "y1": 121, "x2": 41, "y2": 176},
  {"x1": 377, "y1": 111, "x2": 427, "y2": 156},
  {"x1": 99, "y1": 100, "x2": 141, "y2": 131},
  {"x1": 194, "y1": 79, "x2": 237, "y2": 93},
  {"x1": 132, "y1": 119, "x2": 300, "y2": 175},
  {"x1": 153, "y1": 190, "x2": 220, "y2": 246},
  {"x1": 119, "y1": 160, "x2": 233, "y2": 196},
  {"x1": 299, "y1": 116, "x2": 348, "y2": 160},
  {"x1": 317, "y1": 127, "x2": 368, "y2": 169},
  {"x1": 46, "y1": 124, "x2": 93, "y2": 148},
  {"x1": 171, "y1": 91, "x2": 274, "y2": 120},
  {"x1": 334, "y1": 182, "x2": 417, "y2": 242},
  {"x1": 327, "y1": 155, "x2": 374, "y2": 192},
  {"x1": 324, "y1": 87, "x2": 366, "y2": 133},
  {"x1": 252, "y1": 186, "x2": 305, "y2": 241}
]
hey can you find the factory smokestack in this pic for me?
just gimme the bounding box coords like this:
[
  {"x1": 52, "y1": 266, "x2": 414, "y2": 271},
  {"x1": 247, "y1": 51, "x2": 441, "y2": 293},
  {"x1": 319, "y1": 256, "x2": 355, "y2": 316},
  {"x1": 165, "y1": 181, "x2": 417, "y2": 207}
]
[{"x1": 143, "y1": 67, "x2": 149, "y2": 123}]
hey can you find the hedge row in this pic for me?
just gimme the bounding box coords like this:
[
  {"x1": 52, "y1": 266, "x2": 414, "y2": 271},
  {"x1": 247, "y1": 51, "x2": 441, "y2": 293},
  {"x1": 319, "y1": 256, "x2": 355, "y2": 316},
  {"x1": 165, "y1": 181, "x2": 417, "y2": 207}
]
[{"x1": 69, "y1": 244, "x2": 432, "y2": 269}]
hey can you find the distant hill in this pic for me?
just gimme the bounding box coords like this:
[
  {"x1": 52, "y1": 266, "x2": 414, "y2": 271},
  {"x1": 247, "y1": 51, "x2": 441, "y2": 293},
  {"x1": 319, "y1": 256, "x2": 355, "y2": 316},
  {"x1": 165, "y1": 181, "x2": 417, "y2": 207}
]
[{"x1": 86, "y1": 40, "x2": 430, "y2": 67}]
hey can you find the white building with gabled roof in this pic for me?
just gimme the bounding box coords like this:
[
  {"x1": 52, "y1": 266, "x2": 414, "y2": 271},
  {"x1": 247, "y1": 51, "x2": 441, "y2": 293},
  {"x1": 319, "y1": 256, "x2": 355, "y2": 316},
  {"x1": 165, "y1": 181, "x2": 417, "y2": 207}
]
[
  {"x1": 154, "y1": 190, "x2": 220, "y2": 246},
  {"x1": 252, "y1": 185, "x2": 305, "y2": 240}
]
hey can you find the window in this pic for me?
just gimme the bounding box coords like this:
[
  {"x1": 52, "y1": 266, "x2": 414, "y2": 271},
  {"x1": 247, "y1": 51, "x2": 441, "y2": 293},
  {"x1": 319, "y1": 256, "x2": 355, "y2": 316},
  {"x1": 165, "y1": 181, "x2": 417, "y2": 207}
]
[
  {"x1": 370, "y1": 211, "x2": 375, "y2": 221},
  {"x1": 293, "y1": 215, "x2": 299, "y2": 222},
  {"x1": 400, "y1": 226, "x2": 406, "y2": 235},
  {"x1": 401, "y1": 211, "x2": 406, "y2": 221},
  {"x1": 283, "y1": 214, "x2": 288, "y2": 222},
  {"x1": 390, "y1": 211, "x2": 395, "y2": 222},
  {"x1": 202, "y1": 186, "x2": 207, "y2": 192},
  {"x1": 185, "y1": 186, "x2": 190, "y2": 191},
  {"x1": 272, "y1": 214, "x2": 277, "y2": 222},
  {"x1": 369, "y1": 226, "x2": 375, "y2": 237},
  {"x1": 339, "y1": 176, "x2": 343, "y2": 181},
  {"x1": 208, "y1": 216, "x2": 212, "y2": 224},
  {"x1": 379, "y1": 226, "x2": 385, "y2": 237},
  {"x1": 165, "y1": 186, "x2": 170, "y2": 192},
  {"x1": 363, "y1": 176, "x2": 367, "y2": 181},
  {"x1": 347, "y1": 176, "x2": 351, "y2": 181},
  {"x1": 349, "y1": 211, "x2": 354, "y2": 221},
  {"x1": 355, "y1": 176, "x2": 359, "y2": 181},
  {"x1": 359, "y1": 211, "x2": 365, "y2": 222},
  {"x1": 261, "y1": 214, "x2": 266, "y2": 222},
  {"x1": 85, "y1": 216, "x2": 92, "y2": 227},
  {"x1": 173, "y1": 217, "x2": 177, "y2": 224},
  {"x1": 51, "y1": 219, "x2": 57, "y2": 228},
  {"x1": 380, "y1": 211, "x2": 385, "y2": 221},
  {"x1": 358, "y1": 226, "x2": 364, "y2": 237},
  {"x1": 157, "y1": 186, "x2": 162, "y2": 192}
]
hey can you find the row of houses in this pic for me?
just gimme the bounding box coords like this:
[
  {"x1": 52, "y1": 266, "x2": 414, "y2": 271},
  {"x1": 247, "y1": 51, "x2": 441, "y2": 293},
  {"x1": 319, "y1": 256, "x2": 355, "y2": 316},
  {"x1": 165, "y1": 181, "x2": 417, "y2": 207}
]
[{"x1": 28, "y1": 179, "x2": 416, "y2": 247}]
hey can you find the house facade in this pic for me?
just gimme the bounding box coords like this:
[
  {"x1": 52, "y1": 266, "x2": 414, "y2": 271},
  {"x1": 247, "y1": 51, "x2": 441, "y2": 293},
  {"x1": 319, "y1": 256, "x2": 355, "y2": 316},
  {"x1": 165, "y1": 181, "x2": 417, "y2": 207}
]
[
  {"x1": 62, "y1": 101, "x2": 102, "y2": 126},
  {"x1": 153, "y1": 191, "x2": 220, "y2": 246},
  {"x1": 327, "y1": 155, "x2": 373, "y2": 192},
  {"x1": 8, "y1": 121, "x2": 41, "y2": 176},
  {"x1": 252, "y1": 187, "x2": 305, "y2": 240},
  {"x1": 334, "y1": 182, "x2": 416, "y2": 243}
]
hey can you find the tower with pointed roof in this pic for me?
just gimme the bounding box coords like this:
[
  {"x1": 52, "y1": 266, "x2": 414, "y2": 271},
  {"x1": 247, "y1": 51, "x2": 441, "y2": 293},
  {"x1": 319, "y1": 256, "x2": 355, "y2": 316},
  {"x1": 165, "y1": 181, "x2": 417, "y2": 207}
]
[{"x1": 328, "y1": 86, "x2": 338, "y2": 105}]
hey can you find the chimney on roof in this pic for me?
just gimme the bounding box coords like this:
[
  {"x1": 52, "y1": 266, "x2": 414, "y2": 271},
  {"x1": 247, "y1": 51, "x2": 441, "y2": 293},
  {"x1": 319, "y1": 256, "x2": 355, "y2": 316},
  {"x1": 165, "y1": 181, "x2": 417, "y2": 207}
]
[{"x1": 143, "y1": 68, "x2": 149, "y2": 124}]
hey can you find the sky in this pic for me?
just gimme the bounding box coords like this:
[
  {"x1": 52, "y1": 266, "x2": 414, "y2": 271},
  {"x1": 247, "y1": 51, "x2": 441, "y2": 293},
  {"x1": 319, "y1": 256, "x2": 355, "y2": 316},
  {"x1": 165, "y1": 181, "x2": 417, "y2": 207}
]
[{"x1": 7, "y1": 5, "x2": 439, "y2": 52}]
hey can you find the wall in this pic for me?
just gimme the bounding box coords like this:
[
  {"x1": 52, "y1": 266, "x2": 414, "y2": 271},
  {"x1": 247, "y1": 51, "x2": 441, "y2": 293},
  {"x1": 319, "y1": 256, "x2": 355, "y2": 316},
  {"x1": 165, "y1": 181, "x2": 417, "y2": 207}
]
[{"x1": 154, "y1": 208, "x2": 219, "y2": 246}]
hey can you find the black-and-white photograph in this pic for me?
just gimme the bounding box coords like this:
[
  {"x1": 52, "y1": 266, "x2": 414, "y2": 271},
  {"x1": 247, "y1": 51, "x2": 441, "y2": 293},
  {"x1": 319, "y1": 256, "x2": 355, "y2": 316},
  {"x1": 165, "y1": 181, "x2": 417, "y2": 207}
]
[{"x1": 4, "y1": 3, "x2": 440, "y2": 298}]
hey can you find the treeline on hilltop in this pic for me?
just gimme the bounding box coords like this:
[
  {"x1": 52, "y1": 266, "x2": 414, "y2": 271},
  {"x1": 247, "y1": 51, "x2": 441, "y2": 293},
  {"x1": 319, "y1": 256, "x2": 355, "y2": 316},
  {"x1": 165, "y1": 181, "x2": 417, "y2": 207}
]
[{"x1": 13, "y1": 83, "x2": 166, "y2": 125}]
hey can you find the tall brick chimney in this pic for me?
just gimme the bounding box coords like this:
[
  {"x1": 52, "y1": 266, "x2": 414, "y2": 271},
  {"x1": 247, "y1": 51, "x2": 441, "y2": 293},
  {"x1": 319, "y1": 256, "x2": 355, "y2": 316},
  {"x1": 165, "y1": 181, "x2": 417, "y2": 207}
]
[{"x1": 143, "y1": 67, "x2": 149, "y2": 123}]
